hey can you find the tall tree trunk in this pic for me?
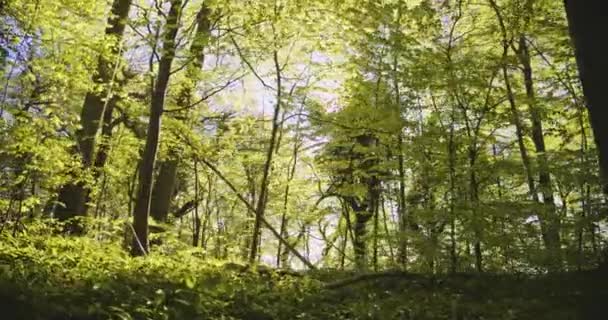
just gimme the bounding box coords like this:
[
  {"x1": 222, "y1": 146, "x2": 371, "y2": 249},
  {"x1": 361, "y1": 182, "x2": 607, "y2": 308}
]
[
  {"x1": 468, "y1": 145, "x2": 483, "y2": 273},
  {"x1": 489, "y1": 0, "x2": 562, "y2": 270},
  {"x1": 390, "y1": 2, "x2": 409, "y2": 269},
  {"x1": 564, "y1": 0, "x2": 608, "y2": 195},
  {"x1": 248, "y1": 50, "x2": 282, "y2": 264},
  {"x1": 576, "y1": 93, "x2": 594, "y2": 267},
  {"x1": 516, "y1": 34, "x2": 562, "y2": 271},
  {"x1": 55, "y1": 0, "x2": 132, "y2": 224},
  {"x1": 372, "y1": 196, "x2": 380, "y2": 271},
  {"x1": 93, "y1": 70, "x2": 136, "y2": 177},
  {"x1": 340, "y1": 218, "x2": 347, "y2": 270},
  {"x1": 150, "y1": 3, "x2": 211, "y2": 222},
  {"x1": 488, "y1": 0, "x2": 537, "y2": 203},
  {"x1": 448, "y1": 116, "x2": 458, "y2": 273},
  {"x1": 201, "y1": 177, "x2": 214, "y2": 250},
  {"x1": 240, "y1": 168, "x2": 256, "y2": 260},
  {"x1": 276, "y1": 107, "x2": 304, "y2": 268},
  {"x1": 131, "y1": 0, "x2": 182, "y2": 256},
  {"x1": 396, "y1": 135, "x2": 408, "y2": 267},
  {"x1": 192, "y1": 160, "x2": 201, "y2": 247}
]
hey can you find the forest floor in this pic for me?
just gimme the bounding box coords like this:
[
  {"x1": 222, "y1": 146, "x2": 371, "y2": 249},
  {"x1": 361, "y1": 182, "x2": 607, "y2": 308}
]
[{"x1": 0, "y1": 231, "x2": 606, "y2": 320}]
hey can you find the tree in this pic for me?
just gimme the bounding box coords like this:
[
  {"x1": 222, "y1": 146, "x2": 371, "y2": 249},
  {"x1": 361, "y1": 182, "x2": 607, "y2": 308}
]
[
  {"x1": 131, "y1": 0, "x2": 182, "y2": 256},
  {"x1": 0, "y1": 0, "x2": 604, "y2": 275},
  {"x1": 564, "y1": 1, "x2": 608, "y2": 195},
  {"x1": 150, "y1": 3, "x2": 212, "y2": 223},
  {"x1": 54, "y1": 0, "x2": 133, "y2": 228}
]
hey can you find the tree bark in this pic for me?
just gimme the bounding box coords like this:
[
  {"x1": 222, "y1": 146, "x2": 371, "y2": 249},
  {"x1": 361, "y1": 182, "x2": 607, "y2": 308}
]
[
  {"x1": 131, "y1": 0, "x2": 182, "y2": 256},
  {"x1": 353, "y1": 207, "x2": 373, "y2": 270},
  {"x1": 346, "y1": 134, "x2": 380, "y2": 270},
  {"x1": 564, "y1": 0, "x2": 608, "y2": 195},
  {"x1": 149, "y1": 3, "x2": 211, "y2": 222},
  {"x1": 489, "y1": 0, "x2": 562, "y2": 271},
  {"x1": 515, "y1": 34, "x2": 562, "y2": 271},
  {"x1": 150, "y1": 159, "x2": 178, "y2": 222},
  {"x1": 55, "y1": 0, "x2": 132, "y2": 223}
]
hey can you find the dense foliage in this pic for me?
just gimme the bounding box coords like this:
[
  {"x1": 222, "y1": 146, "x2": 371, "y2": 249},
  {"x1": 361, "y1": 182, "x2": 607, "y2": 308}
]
[{"x1": 0, "y1": 0, "x2": 606, "y2": 318}]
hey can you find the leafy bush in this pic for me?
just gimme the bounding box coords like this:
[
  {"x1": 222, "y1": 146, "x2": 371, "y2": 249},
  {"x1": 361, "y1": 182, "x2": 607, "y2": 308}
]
[{"x1": 0, "y1": 224, "x2": 322, "y2": 320}]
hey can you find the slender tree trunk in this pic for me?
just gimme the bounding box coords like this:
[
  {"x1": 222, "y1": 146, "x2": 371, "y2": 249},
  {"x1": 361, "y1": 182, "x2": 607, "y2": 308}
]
[
  {"x1": 193, "y1": 216, "x2": 201, "y2": 247},
  {"x1": 131, "y1": 0, "x2": 182, "y2": 256},
  {"x1": 372, "y1": 198, "x2": 379, "y2": 271},
  {"x1": 340, "y1": 220, "x2": 347, "y2": 270},
  {"x1": 192, "y1": 160, "x2": 201, "y2": 247},
  {"x1": 391, "y1": 7, "x2": 409, "y2": 267},
  {"x1": 201, "y1": 177, "x2": 214, "y2": 250},
  {"x1": 248, "y1": 50, "x2": 282, "y2": 264},
  {"x1": 381, "y1": 195, "x2": 395, "y2": 264},
  {"x1": 397, "y1": 133, "x2": 408, "y2": 267},
  {"x1": 516, "y1": 34, "x2": 562, "y2": 271},
  {"x1": 55, "y1": 0, "x2": 133, "y2": 223},
  {"x1": 276, "y1": 205, "x2": 289, "y2": 267},
  {"x1": 448, "y1": 117, "x2": 458, "y2": 273},
  {"x1": 469, "y1": 146, "x2": 483, "y2": 273},
  {"x1": 493, "y1": 144, "x2": 511, "y2": 269},
  {"x1": 489, "y1": 1, "x2": 563, "y2": 270},
  {"x1": 490, "y1": 3, "x2": 537, "y2": 204},
  {"x1": 501, "y1": 62, "x2": 542, "y2": 195},
  {"x1": 239, "y1": 170, "x2": 256, "y2": 259},
  {"x1": 276, "y1": 107, "x2": 304, "y2": 268},
  {"x1": 92, "y1": 93, "x2": 126, "y2": 218}
]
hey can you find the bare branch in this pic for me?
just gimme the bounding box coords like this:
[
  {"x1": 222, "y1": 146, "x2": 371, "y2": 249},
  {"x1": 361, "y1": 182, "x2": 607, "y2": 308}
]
[
  {"x1": 164, "y1": 73, "x2": 245, "y2": 113},
  {"x1": 229, "y1": 35, "x2": 275, "y2": 90}
]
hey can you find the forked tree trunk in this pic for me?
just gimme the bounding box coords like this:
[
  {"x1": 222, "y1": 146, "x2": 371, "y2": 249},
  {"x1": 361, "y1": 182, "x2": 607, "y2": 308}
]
[
  {"x1": 131, "y1": 0, "x2": 182, "y2": 256},
  {"x1": 54, "y1": 0, "x2": 132, "y2": 225},
  {"x1": 150, "y1": 3, "x2": 211, "y2": 222}
]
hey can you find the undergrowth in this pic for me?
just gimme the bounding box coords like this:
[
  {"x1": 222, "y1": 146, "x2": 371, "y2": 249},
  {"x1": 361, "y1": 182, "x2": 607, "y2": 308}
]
[{"x1": 0, "y1": 223, "x2": 605, "y2": 320}]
